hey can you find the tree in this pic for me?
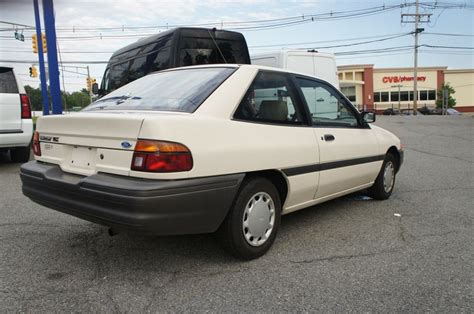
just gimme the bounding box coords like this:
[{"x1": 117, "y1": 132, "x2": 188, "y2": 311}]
[
  {"x1": 23, "y1": 85, "x2": 92, "y2": 112},
  {"x1": 436, "y1": 83, "x2": 456, "y2": 108}
]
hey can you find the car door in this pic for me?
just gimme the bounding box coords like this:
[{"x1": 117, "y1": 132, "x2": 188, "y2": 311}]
[
  {"x1": 294, "y1": 76, "x2": 381, "y2": 199},
  {"x1": 232, "y1": 70, "x2": 320, "y2": 212}
]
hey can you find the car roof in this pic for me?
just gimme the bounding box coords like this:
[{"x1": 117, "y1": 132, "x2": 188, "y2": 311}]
[{"x1": 156, "y1": 63, "x2": 318, "y2": 78}]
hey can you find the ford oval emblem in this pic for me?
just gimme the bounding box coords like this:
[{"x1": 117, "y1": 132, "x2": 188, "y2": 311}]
[{"x1": 121, "y1": 141, "x2": 132, "y2": 149}]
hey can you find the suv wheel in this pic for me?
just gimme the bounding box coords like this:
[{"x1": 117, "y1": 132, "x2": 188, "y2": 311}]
[
  {"x1": 10, "y1": 146, "x2": 30, "y2": 163},
  {"x1": 218, "y1": 177, "x2": 281, "y2": 260}
]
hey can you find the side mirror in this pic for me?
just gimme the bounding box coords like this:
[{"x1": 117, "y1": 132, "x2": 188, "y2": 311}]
[
  {"x1": 362, "y1": 111, "x2": 376, "y2": 123},
  {"x1": 92, "y1": 83, "x2": 99, "y2": 95}
]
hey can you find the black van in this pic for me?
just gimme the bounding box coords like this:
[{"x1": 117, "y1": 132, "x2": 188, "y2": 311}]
[{"x1": 98, "y1": 27, "x2": 251, "y2": 96}]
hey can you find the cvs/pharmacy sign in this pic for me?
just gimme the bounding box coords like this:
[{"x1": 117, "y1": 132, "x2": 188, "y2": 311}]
[{"x1": 382, "y1": 76, "x2": 426, "y2": 83}]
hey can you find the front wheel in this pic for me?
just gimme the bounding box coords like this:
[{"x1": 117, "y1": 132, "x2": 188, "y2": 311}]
[
  {"x1": 217, "y1": 177, "x2": 281, "y2": 260},
  {"x1": 367, "y1": 153, "x2": 397, "y2": 200}
]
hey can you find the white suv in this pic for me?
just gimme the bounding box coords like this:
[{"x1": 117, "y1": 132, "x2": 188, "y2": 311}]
[{"x1": 0, "y1": 66, "x2": 33, "y2": 162}]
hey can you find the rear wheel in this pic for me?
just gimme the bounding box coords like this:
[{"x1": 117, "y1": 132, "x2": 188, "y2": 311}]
[
  {"x1": 217, "y1": 177, "x2": 281, "y2": 260},
  {"x1": 10, "y1": 146, "x2": 30, "y2": 163},
  {"x1": 368, "y1": 153, "x2": 396, "y2": 200}
]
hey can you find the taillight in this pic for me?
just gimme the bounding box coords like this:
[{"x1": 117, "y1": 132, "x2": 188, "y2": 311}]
[
  {"x1": 131, "y1": 140, "x2": 193, "y2": 172},
  {"x1": 33, "y1": 131, "x2": 41, "y2": 156},
  {"x1": 20, "y1": 94, "x2": 32, "y2": 119}
]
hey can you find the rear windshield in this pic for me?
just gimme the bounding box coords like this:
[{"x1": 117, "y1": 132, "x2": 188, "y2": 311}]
[
  {"x1": 83, "y1": 67, "x2": 235, "y2": 113},
  {"x1": 0, "y1": 67, "x2": 19, "y2": 94}
]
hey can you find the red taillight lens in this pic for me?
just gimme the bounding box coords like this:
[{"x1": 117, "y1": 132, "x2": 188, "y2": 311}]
[
  {"x1": 131, "y1": 140, "x2": 193, "y2": 172},
  {"x1": 20, "y1": 94, "x2": 32, "y2": 119},
  {"x1": 32, "y1": 131, "x2": 41, "y2": 156}
]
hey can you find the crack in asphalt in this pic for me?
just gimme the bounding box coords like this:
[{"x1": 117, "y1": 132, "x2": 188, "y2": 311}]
[
  {"x1": 289, "y1": 249, "x2": 400, "y2": 264},
  {"x1": 404, "y1": 146, "x2": 473, "y2": 164}
]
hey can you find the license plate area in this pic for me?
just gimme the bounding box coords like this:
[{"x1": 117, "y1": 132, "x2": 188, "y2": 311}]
[{"x1": 70, "y1": 146, "x2": 96, "y2": 170}]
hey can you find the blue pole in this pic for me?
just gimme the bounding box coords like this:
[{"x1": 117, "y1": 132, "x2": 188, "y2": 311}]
[
  {"x1": 42, "y1": 0, "x2": 62, "y2": 114},
  {"x1": 33, "y1": 0, "x2": 49, "y2": 116}
]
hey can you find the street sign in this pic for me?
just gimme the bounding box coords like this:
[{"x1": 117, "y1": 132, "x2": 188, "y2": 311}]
[{"x1": 14, "y1": 31, "x2": 25, "y2": 42}]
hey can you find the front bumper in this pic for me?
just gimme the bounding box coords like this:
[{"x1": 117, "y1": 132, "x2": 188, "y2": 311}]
[{"x1": 21, "y1": 161, "x2": 244, "y2": 235}]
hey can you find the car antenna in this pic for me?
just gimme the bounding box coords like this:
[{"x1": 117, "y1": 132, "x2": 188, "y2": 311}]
[{"x1": 208, "y1": 28, "x2": 227, "y2": 64}]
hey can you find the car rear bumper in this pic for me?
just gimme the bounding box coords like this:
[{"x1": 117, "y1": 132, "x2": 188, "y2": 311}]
[{"x1": 20, "y1": 161, "x2": 244, "y2": 235}]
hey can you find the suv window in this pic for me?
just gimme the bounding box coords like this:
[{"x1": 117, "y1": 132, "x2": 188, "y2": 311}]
[
  {"x1": 0, "y1": 68, "x2": 19, "y2": 94},
  {"x1": 234, "y1": 71, "x2": 304, "y2": 125},
  {"x1": 296, "y1": 77, "x2": 359, "y2": 127}
]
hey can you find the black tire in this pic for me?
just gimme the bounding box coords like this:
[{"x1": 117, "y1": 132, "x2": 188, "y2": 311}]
[
  {"x1": 368, "y1": 153, "x2": 397, "y2": 200},
  {"x1": 217, "y1": 177, "x2": 281, "y2": 260},
  {"x1": 10, "y1": 146, "x2": 30, "y2": 163}
]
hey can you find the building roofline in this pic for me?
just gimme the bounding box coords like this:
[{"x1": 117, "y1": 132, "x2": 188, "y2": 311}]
[
  {"x1": 444, "y1": 69, "x2": 474, "y2": 73},
  {"x1": 338, "y1": 64, "x2": 374, "y2": 70}
]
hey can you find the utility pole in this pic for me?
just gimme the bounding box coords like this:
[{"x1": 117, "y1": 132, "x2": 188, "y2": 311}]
[
  {"x1": 401, "y1": 0, "x2": 431, "y2": 116},
  {"x1": 42, "y1": 0, "x2": 62, "y2": 114},
  {"x1": 33, "y1": 0, "x2": 49, "y2": 115}
]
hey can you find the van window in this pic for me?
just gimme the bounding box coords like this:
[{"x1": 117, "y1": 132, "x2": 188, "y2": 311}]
[
  {"x1": 84, "y1": 67, "x2": 235, "y2": 113},
  {"x1": 234, "y1": 71, "x2": 304, "y2": 125},
  {"x1": 178, "y1": 37, "x2": 248, "y2": 66},
  {"x1": 0, "y1": 68, "x2": 19, "y2": 94}
]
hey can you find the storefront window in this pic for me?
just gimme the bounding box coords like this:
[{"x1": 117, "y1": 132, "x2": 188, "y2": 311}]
[
  {"x1": 400, "y1": 91, "x2": 409, "y2": 101},
  {"x1": 428, "y1": 90, "x2": 436, "y2": 100},
  {"x1": 374, "y1": 92, "x2": 381, "y2": 102},
  {"x1": 390, "y1": 91, "x2": 399, "y2": 102},
  {"x1": 409, "y1": 91, "x2": 414, "y2": 101},
  {"x1": 381, "y1": 92, "x2": 389, "y2": 102},
  {"x1": 420, "y1": 90, "x2": 428, "y2": 101}
]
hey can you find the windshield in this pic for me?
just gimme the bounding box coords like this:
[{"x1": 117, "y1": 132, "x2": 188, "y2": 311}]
[{"x1": 84, "y1": 67, "x2": 236, "y2": 113}]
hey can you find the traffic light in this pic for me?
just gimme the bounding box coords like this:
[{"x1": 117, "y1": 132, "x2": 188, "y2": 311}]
[
  {"x1": 29, "y1": 65, "x2": 38, "y2": 78},
  {"x1": 86, "y1": 77, "x2": 92, "y2": 91},
  {"x1": 41, "y1": 33, "x2": 47, "y2": 53},
  {"x1": 32, "y1": 34, "x2": 38, "y2": 53}
]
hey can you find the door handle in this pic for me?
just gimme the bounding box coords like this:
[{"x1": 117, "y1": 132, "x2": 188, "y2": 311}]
[{"x1": 323, "y1": 134, "x2": 335, "y2": 141}]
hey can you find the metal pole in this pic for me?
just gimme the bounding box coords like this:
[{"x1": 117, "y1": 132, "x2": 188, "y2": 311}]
[
  {"x1": 413, "y1": 0, "x2": 419, "y2": 116},
  {"x1": 33, "y1": 0, "x2": 49, "y2": 116},
  {"x1": 42, "y1": 0, "x2": 62, "y2": 114},
  {"x1": 86, "y1": 66, "x2": 92, "y2": 104}
]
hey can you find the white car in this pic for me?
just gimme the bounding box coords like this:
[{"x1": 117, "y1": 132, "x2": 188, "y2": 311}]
[
  {"x1": 0, "y1": 66, "x2": 33, "y2": 162},
  {"x1": 21, "y1": 64, "x2": 403, "y2": 259}
]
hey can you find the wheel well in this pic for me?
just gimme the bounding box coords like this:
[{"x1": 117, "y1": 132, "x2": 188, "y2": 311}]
[
  {"x1": 387, "y1": 146, "x2": 401, "y2": 172},
  {"x1": 244, "y1": 170, "x2": 289, "y2": 205}
]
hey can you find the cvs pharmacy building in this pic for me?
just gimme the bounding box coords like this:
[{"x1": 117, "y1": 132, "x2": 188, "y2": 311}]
[{"x1": 338, "y1": 64, "x2": 474, "y2": 112}]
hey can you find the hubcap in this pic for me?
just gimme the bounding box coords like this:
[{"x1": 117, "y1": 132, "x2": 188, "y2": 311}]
[
  {"x1": 242, "y1": 192, "x2": 275, "y2": 247},
  {"x1": 383, "y1": 161, "x2": 395, "y2": 193}
]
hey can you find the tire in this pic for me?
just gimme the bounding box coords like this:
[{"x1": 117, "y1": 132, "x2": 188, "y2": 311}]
[
  {"x1": 10, "y1": 146, "x2": 31, "y2": 163},
  {"x1": 368, "y1": 153, "x2": 397, "y2": 200},
  {"x1": 217, "y1": 177, "x2": 281, "y2": 260}
]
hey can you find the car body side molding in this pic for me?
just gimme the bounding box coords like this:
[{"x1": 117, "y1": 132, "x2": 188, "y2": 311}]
[{"x1": 282, "y1": 154, "x2": 386, "y2": 176}]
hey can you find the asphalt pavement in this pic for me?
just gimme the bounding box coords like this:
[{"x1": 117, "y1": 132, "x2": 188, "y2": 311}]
[{"x1": 1, "y1": 115, "x2": 473, "y2": 312}]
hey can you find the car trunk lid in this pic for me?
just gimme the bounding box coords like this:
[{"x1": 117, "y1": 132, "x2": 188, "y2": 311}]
[{"x1": 36, "y1": 112, "x2": 145, "y2": 176}]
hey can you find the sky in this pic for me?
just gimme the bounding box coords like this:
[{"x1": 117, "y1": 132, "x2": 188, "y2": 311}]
[{"x1": 1, "y1": 0, "x2": 473, "y2": 92}]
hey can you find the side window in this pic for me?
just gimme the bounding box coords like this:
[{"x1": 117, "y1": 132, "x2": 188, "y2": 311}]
[
  {"x1": 296, "y1": 77, "x2": 359, "y2": 127},
  {"x1": 0, "y1": 68, "x2": 19, "y2": 94},
  {"x1": 234, "y1": 71, "x2": 304, "y2": 125}
]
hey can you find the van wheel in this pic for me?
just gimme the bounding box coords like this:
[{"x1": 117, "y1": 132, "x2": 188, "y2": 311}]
[
  {"x1": 368, "y1": 153, "x2": 396, "y2": 200},
  {"x1": 217, "y1": 177, "x2": 281, "y2": 260},
  {"x1": 10, "y1": 146, "x2": 30, "y2": 163}
]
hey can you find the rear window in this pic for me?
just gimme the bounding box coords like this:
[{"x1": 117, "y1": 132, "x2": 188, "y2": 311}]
[
  {"x1": 83, "y1": 67, "x2": 235, "y2": 113},
  {"x1": 0, "y1": 67, "x2": 19, "y2": 94}
]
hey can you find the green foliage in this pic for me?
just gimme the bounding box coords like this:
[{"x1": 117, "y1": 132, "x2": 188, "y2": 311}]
[
  {"x1": 436, "y1": 83, "x2": 456, "y2": 108},
  {"x1": 24, "y1": 85, "x2": 92, "y2": 112}
]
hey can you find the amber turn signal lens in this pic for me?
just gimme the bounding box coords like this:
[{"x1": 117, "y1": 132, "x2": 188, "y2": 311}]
[{"x1": 134, "y1": 140, "x2": 190, "y2": 153}]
